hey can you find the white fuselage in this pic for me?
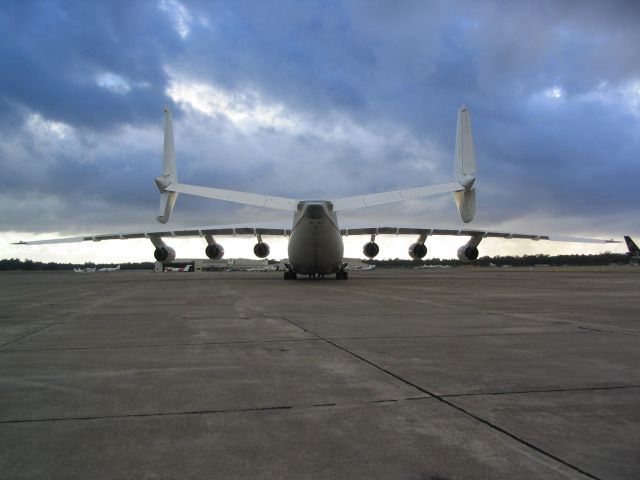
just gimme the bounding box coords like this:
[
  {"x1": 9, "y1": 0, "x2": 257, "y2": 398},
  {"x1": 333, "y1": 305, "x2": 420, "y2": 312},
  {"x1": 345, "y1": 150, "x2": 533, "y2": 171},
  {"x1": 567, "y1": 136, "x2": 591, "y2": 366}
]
[{"x1": 287, "y1": 201, "x2": 344, "y2": 275}]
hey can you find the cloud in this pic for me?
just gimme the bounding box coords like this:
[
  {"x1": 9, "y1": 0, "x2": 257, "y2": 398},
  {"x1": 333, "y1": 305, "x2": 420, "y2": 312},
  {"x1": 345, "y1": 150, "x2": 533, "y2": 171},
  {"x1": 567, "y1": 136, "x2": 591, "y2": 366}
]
[{"x1": 1, "y1": 0, "x2": 638, "y2": 261}]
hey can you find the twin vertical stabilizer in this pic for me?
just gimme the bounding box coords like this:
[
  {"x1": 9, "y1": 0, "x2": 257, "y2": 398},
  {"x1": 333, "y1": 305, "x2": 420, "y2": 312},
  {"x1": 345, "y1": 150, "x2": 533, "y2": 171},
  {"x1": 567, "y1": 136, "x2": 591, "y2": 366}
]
[
  {"x1": 453, "y1": 105, "x2": 476, "y2": 223},
  {"x1": 155, "y1": 106, "x2": 179, "y2": 224},
  {"x1": 153, "y1": 105, "x2": 478, "y2": 223}
]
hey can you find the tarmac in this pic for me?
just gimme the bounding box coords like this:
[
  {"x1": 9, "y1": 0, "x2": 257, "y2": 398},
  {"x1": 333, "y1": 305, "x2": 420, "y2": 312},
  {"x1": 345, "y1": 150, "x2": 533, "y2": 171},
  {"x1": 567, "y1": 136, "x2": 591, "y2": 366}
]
[{"x1": 0, "y1": 268, "x2": 638, "y2": 479}]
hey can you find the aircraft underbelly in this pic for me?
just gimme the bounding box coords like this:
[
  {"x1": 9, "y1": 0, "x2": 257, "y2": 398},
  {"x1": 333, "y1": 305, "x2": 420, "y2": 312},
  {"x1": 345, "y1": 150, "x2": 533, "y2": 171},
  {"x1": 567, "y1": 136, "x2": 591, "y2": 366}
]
[{"x1": 288, "y1": 220, "x2": 344, "y2": 274}]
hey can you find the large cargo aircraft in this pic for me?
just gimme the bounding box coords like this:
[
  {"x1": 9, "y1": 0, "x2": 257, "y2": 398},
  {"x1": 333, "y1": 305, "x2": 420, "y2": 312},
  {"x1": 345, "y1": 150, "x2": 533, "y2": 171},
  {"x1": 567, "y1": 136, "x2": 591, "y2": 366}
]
[{"x1": 17, "y1": 106, "x2": 618, "y2": 280}]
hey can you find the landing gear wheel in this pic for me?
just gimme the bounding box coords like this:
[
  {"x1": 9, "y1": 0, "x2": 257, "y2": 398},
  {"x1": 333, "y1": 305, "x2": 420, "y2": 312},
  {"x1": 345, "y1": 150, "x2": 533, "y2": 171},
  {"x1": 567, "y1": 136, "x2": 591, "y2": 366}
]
[
  {"x1": 336, "y1": 271, "x2": 349, "y2": 280},
  {"x1": 284, "y1": 271, "x2": 297, "y2": 280}
]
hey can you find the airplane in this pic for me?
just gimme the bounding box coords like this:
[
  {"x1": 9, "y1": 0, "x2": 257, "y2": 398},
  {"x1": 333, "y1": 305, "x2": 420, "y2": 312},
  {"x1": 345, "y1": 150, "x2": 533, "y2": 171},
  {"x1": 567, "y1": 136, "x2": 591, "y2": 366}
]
[
  {"x1": 16, "y1": 106, "x2": 619, "y2": 280},
  {"x1": 414, "y1": 265, "x2": 452, "y2": 269},
  {"x1": 164, "y1": 264, "x2": 192, "y2": 272},
  {"x1": 97, "y1": 265, "x2": 120, "y2": 272},
  {"x1": 624, "y1": 236, "x2": 639, "y2": 263},
  {"x1": 348, "y1": 264, "x2": 376, "y2": 271},
  {"x1": 74, "y1": 267, "x2": 96, "y2": 274}
]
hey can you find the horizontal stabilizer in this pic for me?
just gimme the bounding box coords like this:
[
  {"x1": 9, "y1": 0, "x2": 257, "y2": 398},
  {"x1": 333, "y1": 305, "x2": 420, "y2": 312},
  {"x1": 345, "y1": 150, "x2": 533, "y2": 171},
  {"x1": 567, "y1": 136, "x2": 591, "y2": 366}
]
[
  {"x1": 332, "y1": 182, "x2": 461, "y2": 211},
  {"x1": 167, "y1": 182, "x2": 298, "y2": 211}
]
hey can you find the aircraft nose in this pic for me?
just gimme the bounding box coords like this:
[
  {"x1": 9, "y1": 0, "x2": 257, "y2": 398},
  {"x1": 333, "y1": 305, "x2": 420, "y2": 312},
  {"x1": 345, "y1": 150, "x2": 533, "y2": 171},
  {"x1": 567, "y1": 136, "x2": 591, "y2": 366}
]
[{"x1": 306, "y1": 204, "x2": 325, "y2": 219}]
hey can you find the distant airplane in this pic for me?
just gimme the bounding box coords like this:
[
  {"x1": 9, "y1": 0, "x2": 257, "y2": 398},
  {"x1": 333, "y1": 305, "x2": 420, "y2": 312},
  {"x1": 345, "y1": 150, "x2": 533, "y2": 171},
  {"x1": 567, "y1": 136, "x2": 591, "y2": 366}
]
[
  {"x1": 624, "y1": 236, "x2": 639, "y2": 263},
  {"x1": 74, "y1": 267, "x2": 96, "y2": 274},
  {"x1": 347, "y1": 263, "x2": 376, "y2": 271},
  {"x1": 17, "y1": 106, "x2": 618, "y2": 280},
  {"x1": 341, "y1": 257, "x2": 375, "y2": 272},
  {"x1": 165, "y1": 264, "x2": 191, "y2": 272},
  {"x1": 97, "y1": 265, "x2": 120, "y2": 272}
]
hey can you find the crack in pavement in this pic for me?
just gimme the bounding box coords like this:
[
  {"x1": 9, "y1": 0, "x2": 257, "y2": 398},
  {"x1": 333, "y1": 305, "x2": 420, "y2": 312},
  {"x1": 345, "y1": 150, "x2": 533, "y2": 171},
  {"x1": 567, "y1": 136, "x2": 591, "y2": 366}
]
[
  {"x1": 0, "y1": 323, "x2": 58, "y2": 349},
  {"x1": 441, "y1": 384, "x2": 640, "y2": 398},
  {"x1": 0, "y1": 396, "x2": 432, "y2": 425}
]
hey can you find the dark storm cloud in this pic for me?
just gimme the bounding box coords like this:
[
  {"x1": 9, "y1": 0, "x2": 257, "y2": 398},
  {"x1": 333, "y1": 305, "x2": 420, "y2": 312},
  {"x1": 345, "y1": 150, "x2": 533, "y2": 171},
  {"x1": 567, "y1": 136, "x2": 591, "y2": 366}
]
[
  {"x1": 0, "y1": 0, "x2": 179, "y2": 128},
  {"x1": 1, "y1": 0, "x2": 639, "y2": 240}
]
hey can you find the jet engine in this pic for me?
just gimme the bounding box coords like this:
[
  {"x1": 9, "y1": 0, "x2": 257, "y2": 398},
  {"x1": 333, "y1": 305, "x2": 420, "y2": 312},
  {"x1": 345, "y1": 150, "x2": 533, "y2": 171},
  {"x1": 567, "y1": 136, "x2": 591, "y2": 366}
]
[
  {"x1": 457, "y1": 245, "x2": 479, "y2": 262},
  {"x1": 154, "y1": 245, "x2": 176, "y2": 263},
  {"x1": 363, "y1": 241, "x2": 380, "y2": 259},
  {"x1": 408, "y1": 242, "x2": 427, "y2": 260},
  {"x1": 253, "y1": 242, "x2": 270, "y2": 258},
  {"x1": 205, "y1": 243, "x2": 225, "y2": 260}
]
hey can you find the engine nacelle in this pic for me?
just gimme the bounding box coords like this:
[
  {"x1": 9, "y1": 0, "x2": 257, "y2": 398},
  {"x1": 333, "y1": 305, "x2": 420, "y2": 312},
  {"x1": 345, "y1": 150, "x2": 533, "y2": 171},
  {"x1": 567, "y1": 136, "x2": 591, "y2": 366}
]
[
  {"x1": 408, "y1": 242, "x2": 427, "y2": 260},
  {"x1": 154, "y1": 245, "x2": 176, "y2": 263},
  {"x1": 363, "y1": 242, "x2": 380, "y2": 259},
  {"x1": 253, "y1": 242, "x2": 270, "y2": 258},
  {"x1": 205, "y1": 243, "x2": 225, "y2": 260},
  {"x1": 457, "y1": 245, "x2": 479, "y2": 262}
]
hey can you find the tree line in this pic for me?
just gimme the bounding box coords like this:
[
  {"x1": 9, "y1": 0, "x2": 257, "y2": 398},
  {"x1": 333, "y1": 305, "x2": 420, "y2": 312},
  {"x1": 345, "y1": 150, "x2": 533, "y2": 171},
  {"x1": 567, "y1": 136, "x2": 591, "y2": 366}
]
[
  {"x1": 0, "y1": 259, "x2": 155, "y2": 271},
  {"x1": 365, "y1": 252, "x2": 630, "y2": 268},
  {"x1": 0, "y1": 252, "x2": 631, "y2": 271}
]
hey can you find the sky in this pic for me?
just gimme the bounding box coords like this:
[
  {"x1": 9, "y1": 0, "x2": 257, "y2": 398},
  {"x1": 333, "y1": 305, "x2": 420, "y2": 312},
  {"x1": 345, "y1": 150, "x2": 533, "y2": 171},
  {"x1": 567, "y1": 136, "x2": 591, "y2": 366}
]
[{"x1": 1, "y1": 0, "x2": 639, "y2": 263}]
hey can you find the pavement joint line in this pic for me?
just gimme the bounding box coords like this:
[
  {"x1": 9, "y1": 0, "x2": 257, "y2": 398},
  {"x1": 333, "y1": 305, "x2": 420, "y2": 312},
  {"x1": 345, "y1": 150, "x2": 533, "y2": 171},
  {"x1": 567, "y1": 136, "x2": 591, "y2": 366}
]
[
  {"x1": 0, "y1": 405, "x2": 295, "y2": 424},
  {"x1": 441, "y1": 385, "x2": 640, "y2": 398},
  {"x1": 0, "y1": 397, "x2": 431, "y2": 425},
  {"x1": 0, "y1": 322, "x2": 58, "y2": 349},
  {"x1": 503, "y1": 313, "x2": 640, "y2": 337},
  {"x1": 0, "y1": 337, "x2": 321, "y2": 353},
  {"x1": 287, "y1": 310, "x2": 600, "y2": 317},
  {"x1": 3, "y1": 328, "x2": 599, "y2": 353},
  {"x1": 576, "y1": 326, "x2": 640, "y2": 337},
  {"x1": 325, "y1": 330, "x2": 594, "y2": 341},
  {"x1": 279, "y1": 315, "x2": 603, "y2": 480}
]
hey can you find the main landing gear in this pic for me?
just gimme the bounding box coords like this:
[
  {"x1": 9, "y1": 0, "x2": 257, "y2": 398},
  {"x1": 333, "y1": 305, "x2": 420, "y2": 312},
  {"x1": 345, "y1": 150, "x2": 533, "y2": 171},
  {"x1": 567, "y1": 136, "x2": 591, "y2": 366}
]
[
  {"x1": 283, "y1": 270, "x2": 297, "y2": 280},
  {"x1": 336, "y1": 271, "x2": 349, "y2": 280},
  {"x1": 283, "y1": 270, "x2": 347, "y2": 280}
]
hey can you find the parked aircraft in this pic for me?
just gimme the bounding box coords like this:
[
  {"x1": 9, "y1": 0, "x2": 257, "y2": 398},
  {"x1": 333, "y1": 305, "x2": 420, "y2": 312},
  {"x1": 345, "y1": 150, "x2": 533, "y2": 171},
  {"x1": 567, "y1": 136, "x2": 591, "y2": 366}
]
[
  {"x1": 346, "y1": 263, "x2": 376, "y2": 271},
  {"x1": 74, "y1": 267, "x2": 96, "y2": 274},
  {"x1": 97, "y1": 265, "x2": 120, "y2": 272},
  {"x1": 17, "y1": 106, "x2": 618, "y2": 280},
  {"x1": 165, "y1": 265, "x2": 192, "y2": 272},
  {"x1": 624, "y1": 236, "x2": 639, "y2": 263}
]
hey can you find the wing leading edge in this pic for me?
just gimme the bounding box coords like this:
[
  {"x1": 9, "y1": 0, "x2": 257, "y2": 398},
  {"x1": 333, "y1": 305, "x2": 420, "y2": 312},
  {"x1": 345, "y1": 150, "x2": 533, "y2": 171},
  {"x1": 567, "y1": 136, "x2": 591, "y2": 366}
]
[
  {"x1": 16, "y1": 225, "x2": 618, "y2": 246},
  {"x1": 340, "y1": 227, "x2": 618, "y2": 244},
  {"x1": 14, "y1": 226, "x2": 292, "y2": 246}
]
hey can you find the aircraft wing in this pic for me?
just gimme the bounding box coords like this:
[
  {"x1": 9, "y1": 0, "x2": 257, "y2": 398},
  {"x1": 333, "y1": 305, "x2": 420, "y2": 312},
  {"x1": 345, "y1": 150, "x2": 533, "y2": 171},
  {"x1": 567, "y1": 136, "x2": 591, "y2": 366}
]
[
  {"x1": 14, "y1": 226, "x2": 292, "y2": 245},
  {"x1": 340, "y1": 226, "x2": 619, "y2": 244}
]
